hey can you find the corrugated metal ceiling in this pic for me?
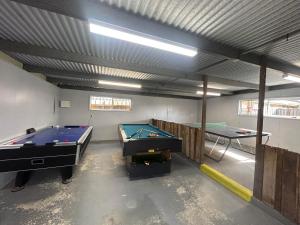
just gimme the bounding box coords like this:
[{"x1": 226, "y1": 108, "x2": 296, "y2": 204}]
[
  {"x1": 200, "y1": 60, "x2": 293, "y2": 86},
  {"x1": 8, "y1": 53, "x2": 173, "y2": 81},
  {"x1": 98, "y1": 0, "x2": 300, "y2": 65},
  {"x1": 98, "y1": 0, "x2": 300, "y2": 49},
  {"x1": 0, "y1": 0, "x2": 227, "y2": 73},
  {"x1": 254, "y1": 32, "x2": 300, "y2": 67},
  {"x1": 0, "y1": 0, "x2": 299, "y2": 93},
  {"x1": 172, "y1": 79, "x2": 248, "y2": 91}
]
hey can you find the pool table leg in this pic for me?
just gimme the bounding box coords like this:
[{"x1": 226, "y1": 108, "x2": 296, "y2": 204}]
[
  {"x1": 60, "y1": 166, "x2": 73, "y2": 184},
  {"x1": 11, "y1": 171, "x2": 32, "y2": 192}
]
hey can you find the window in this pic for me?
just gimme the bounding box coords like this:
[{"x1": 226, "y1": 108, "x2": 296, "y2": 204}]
[
  {"x1": 238, "y1": 98, "x2": 300, "y2": 119},
  {"x1": 90, "y1": 96, "x2": 131, "y2": 111}
]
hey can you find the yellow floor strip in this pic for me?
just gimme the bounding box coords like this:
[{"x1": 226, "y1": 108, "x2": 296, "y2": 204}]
[{"x1": 200, "y1": 164, "x2": 253, "y2": 202}]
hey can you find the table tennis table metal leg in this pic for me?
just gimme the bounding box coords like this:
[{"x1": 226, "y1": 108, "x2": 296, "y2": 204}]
[
  {"x1": 206, "y1": 138, "x2": 231, "y2": 162},
  {"x1": 217, "y1": 139, "x2": 232, "y2": 162},
  {"x1": 265, "y1": 135, "x2": 270, "y2": 144},
  {"x1": 236, "y1": 138, "x2": 243, "y2": 150},
  {"x1": 209, "y1": 136, "x2": 221, "y2": 155}
]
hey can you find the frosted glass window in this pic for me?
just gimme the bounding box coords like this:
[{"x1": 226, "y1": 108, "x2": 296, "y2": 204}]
[{"x1": 89, "y1": 96, "x2": 131, "y2": 111}]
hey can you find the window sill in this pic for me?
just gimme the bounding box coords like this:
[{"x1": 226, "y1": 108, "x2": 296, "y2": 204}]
[{"x1": 238, "y1": 114, "x2": 300, "y2": 120}]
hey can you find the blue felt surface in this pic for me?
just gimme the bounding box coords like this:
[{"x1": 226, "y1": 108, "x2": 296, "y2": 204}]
[
  {"x1": 120, "y1": 124, "x2": 174, "y2": 139},
  {"x1": 14, "y1": 126, "x2": 88, "y2": 145}
]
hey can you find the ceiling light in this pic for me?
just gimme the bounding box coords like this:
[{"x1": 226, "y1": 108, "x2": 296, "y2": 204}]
[
  {"x1": 89, "y1": 22, "x2": 198, "y2": 57},
  {"x1": 198, "y1": 84, "x2": 225, "y2": 90},
  {"x1": 196, "y1": 91, "x2": 221, "y2": 96},
  {"x1": 98, "y1": 80, "x2": 142, "y2": 89},
  {"x1": 283, "y1": 74, "x2": 300, "y2": 83}
]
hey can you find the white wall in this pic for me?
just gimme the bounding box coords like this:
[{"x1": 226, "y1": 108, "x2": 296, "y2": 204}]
[
  {"x1": 0, "y1": 53, "x2": 60, "y2": 188},
  {"x1": 205, "y1": 88, "x2": 300, "y2": 153},
  {"x1": 59, "y1": 89, "x2": 200, "y2": 141}
]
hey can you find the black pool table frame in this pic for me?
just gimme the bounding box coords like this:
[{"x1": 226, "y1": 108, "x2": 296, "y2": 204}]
[
  {"x1": 0, "y1": 126, "x2": 93, "y2": 173},
  {"x1": 118, "y1": 124, "x2": 182, "y2": 156}
]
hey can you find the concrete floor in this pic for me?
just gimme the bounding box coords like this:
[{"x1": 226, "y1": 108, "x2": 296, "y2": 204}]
[
  {"x1": 0, "y1": 142, "x2": 283, "y2": 225},
  {"x1": 204, "y1": 141, "x2": 255, "y2": 190}
]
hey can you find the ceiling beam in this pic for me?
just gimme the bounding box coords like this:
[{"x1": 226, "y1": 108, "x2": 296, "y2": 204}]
[
  {"x1": 268, "y1": 83, "x2": 300, "y2": 91},
  {"x1": 11, "y1": 0, "x2": 300, "y2": 76},
  {"x1": 204, "y1": 76, "x2": 258, "y2": 89},
  {"x1": 23, "y1": 63, "x2": 257, "y2": 90},
  {"x1": 232, "y1": 83, "x2": 300, "y2": 95},
  {"x1": 25, "y1": 65, "x2": 232, "y2": 94},
  {"x1": 0, "y1": 38, "x2": 186, "y2": 78},
  {"x1": 47, "y1": 77, "x2": 202, "y2": 99},
  {"x1": 58, "y1": 85, "x2": 201, "y2": 100}
]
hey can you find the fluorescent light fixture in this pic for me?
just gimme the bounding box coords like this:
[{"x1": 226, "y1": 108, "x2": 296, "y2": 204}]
[
  {"x1": 198, "y1": 84, "x2": 225, "y2": 90},
  {"x1": 98, "y1": 80, "x2": 142, "y2": 89},
  {"x1": 283, "y1": 74, "x2": 300, "y2": 83},
  {"x1": 89, "y1": 22, "x2": 198, "y2": 57},
  {"x1": 196, "y1": 91, "x2": 221, "y2": 96}
]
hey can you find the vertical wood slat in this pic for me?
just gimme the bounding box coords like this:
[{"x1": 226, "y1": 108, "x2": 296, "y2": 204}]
[
  {"x1": 181, "y1": 125, "x2": 186, "y2": 154},
  {"x1": 152, "y1": 119, "x2": 158, "y2": 127},
  {"x1": 178, "y1": 124, "x2": 182, "y2": 139},
  {"x1": 189, "y1": 128, "x2": 196, "y2": 160},
  {"x1": 161, "y1": 120, "x2": 166, "y2": 131},
  {"x1": 165, "y1": 121, "x2": 170, "y2": 133},
  {"x1": 173, "y1": 123, "x2": 178, "y2": 137},
  {"x1": 184, "y1": 126, "x2": 190, "y2": 158},
  {"x1": 170, "y1": 122, "x2": 174, "y2": 135},
  {"x1": 195, "y1": 128, "x2": 202, "y2": 163},
  {"x1": 281, "y1": 151, "x2": 298, "y2": 223},
  {"x1": 157, "y1": 120, "x2": 162, "y2": 129},
  {"x1": 274, "y1": 148, "x2": 284, "y2": 212},
  {"x1": 262, "y1": 145, "x2": 278, "y2": 207}
]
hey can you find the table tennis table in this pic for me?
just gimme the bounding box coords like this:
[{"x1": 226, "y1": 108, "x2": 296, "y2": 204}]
[{"x1": 185, "y1": 122, "x2": 271, "y2": 162}]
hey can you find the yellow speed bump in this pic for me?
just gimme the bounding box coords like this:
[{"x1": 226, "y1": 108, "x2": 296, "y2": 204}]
[{"x1": 200, "y1": 164, "x2": 253, "y2": 202}]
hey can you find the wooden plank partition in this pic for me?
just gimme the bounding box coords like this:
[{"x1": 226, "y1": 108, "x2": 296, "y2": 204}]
[
  {"x1": 152, "y1": 119, "x2": 203, "y2": 162},
  {"x1": 256, "y1": 145, "x2": 300, "y2": 224}
]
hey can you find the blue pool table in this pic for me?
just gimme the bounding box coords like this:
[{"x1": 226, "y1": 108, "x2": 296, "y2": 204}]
[
  {"x1": 119, "y1": 124, "x2": 182, "y2": 179},
  {"x1": 0, "y1": 125, "x2": 93, "y2": 189}
]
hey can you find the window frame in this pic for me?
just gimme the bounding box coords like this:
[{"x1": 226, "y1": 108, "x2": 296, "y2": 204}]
[
  {"x1": 238, "y1": 98, "x2": 300, "y2": 120},
  {"x1": 89, "y1": 95, "x2": 132, "y2": 112}
]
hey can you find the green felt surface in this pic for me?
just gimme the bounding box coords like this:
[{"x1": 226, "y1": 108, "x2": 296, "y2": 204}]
[{"x1": 120, "y1": 124, "x2": 173, "y2": 139}]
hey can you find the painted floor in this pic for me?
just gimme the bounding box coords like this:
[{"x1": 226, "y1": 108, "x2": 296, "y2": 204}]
[
  {"x1": 204, "y1": 141, "x2": 255, "y2": 190},
  {"x1": 0, "y1": 142, "x2": 282, "y2": 225}
]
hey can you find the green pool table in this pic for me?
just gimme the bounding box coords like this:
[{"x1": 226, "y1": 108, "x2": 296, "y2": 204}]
[{"x1": 118, "y1": 123, "x2": 182, "y2": 179}]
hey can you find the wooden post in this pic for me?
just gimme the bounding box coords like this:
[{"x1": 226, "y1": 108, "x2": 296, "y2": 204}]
[
  {"x1": 200, "y1": 76, "x2": 208, "y2": 162},
  {"x1": 253, "y1": 61, "x2": 267, "y2": 200}
]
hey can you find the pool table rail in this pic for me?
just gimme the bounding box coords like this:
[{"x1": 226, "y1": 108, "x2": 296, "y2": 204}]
[{"x1": 119, "y1": 124, "x2": 182, "y2": 156}]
